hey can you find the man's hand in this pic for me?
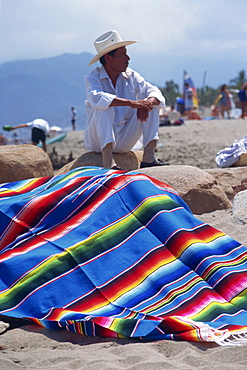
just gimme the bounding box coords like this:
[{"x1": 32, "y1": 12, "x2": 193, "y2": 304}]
[
  {"x1": 136, "y1": 107, "x2": 149, "y2": 122},
  {"x1": 131, "y1": 98, "x2": 160, "y2": 122},
  {"x1": 110, "y1": 97, "x2": 160, "y2": 122},
  {"x1": 128, "y1": 100, "x2": 153, "y2": 122},
  {"x1": 129, "y1": 99, "x2": 153, "y2": 110}
]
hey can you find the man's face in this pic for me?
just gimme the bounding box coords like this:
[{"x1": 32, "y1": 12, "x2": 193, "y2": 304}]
[{"x1": 107, "y1": 46, "x2": 130, "y2": 73}]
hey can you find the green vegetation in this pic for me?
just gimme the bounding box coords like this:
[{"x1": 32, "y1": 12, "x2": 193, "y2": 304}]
[
  {"x1": 159, "y1": 70, "x2": 246, "y2": 107},
  {"x1": 229, "y1": 70, "x2": 246, "y2": 89},
  {"x1": 159, "y1": 80, "x2": 180, "y2": 106}
]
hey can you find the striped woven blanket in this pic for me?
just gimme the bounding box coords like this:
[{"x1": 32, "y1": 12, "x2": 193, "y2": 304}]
[{"x1": 0, "y1": 167, "x2": 247, "y2": 345}]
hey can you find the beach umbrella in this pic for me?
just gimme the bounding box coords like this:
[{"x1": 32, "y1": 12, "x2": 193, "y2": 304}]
[{"x1": 50, "y1": 126, "x2": 62, "y2": 132}]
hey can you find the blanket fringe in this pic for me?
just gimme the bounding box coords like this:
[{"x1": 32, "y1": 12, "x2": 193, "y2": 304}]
[{"x1": 214, "y1": 331, "x2": 247, "y2": 346}]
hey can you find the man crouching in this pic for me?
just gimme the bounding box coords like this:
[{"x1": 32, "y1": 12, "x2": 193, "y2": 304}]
[{"x1": 84, "y1": 30, "x2": 169, "y2": 169}]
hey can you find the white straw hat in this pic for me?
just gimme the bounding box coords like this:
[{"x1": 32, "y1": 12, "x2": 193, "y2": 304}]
[{"x1": 88, "y1": 30, "x2": 138, "y2": 66}]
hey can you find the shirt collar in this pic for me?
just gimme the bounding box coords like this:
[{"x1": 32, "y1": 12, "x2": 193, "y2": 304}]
[{"x1": 100, "y1": 65, "x2": 128, "y2": 80}]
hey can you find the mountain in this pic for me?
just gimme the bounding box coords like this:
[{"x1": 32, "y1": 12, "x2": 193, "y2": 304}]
[{"x1": 0, "y1": 53, "x2": 94, "y2": 131}]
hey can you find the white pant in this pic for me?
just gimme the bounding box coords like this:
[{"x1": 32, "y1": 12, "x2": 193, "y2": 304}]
[{"x1": 84, "y1": 107, "x2": 160, "y2": 153}]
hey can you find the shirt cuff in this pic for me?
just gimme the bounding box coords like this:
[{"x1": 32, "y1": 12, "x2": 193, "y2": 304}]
[
  {"x1": 147, "y1": 92, "x2": 166, "y2": 107},
  {"x1": 96, "y1": 93, "x2": 116, "y2": 109}
]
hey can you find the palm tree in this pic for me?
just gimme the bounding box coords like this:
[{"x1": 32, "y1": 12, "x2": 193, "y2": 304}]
[
  {"x1": 159, "y1": 80, "x2": 180, "y2": 106},
  {"x1": 229, "y1": 70, "x2": 246, "y2": 89},
  {"x1": 197, "y1": 86, "x2": 218, "y2": 107}
]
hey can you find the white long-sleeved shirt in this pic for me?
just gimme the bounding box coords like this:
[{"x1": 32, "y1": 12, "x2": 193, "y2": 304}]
[{"x1": 85, "y1": 66, "x2": 165, "y2": 124}]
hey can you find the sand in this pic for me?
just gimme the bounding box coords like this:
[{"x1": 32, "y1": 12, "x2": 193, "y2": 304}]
[
  {"x1": 1, "y1": 118, "x2": 247, "y2": 369},
  {"x1": 49, "y1": 118, "x2": 247, "y2": 170}
]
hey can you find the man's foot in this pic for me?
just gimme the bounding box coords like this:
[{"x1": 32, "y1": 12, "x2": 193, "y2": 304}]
[{"x1": 140, "y1": 159, "x2": 170, "y2": 168}]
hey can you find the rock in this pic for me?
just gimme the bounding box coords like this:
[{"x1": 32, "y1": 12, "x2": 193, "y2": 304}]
[
  {"x1": 0, "y1": 315, "x2": 31, "y2": 329},
  {"x1": 232, "y1": 189, "x2": 247, "y2": 225},
  {"x1": 57, "y1": 155, "x2": 232, "y2": 214},
  {"x1": 56, "y1": 150, "x2": 144, "y2": 174},
  {"x1": 0, "y1": 321, "x2": 9, "y2": 334},
  {"x1": 206, "y1": 167, "x2": 247, "y2": 201},
  {"x1": 232, "y1": 177, "x2": 247, "y2": 196},
  {"x1": 139, "y1": 165, "x2": 231, "y2": 214},
  {"x1": 0, "y1": 145, "x2": 54, "y2": 183}
]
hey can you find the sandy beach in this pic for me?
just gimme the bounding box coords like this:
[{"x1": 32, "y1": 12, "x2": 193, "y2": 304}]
[
  {"x1": 1, "y1": 118, "x2": 247, "y2": 369},
  {"x1": 48, "y1": 118, "x2": 247, "y2": 170}
]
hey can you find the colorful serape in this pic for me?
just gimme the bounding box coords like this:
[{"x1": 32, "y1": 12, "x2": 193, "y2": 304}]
[{"x1": 0, "y1": 167, "x2": 247, "y2": 345}]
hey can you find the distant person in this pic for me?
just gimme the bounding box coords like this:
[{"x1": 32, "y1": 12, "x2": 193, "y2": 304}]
[
  {"x1": 238, "y1": 82, "x2": 247, "y2": 119},
  {"x1": 189, "y1": 107, "x2": 201, "y2": 120},
  {"x1": 168, "y1": 105, "x2": 182, "y2": 124},
  {"x1": 159, "y1": 107, "x2": 171, "y2": 126},
  {"x1": 71, "y1": 107, "x2": 76, "y2": 131},
  {"x1": 0, "y1": 133, "x2": 7, "y2": 145},
  {"x1": 13, "y1": 132, "x2": 20, "y2": 145},
  {"x1": 183, "y1": 83, "x2": 194, "y2": 119},
  {"x1": 84, "y1": 30, "x2": 168, "y2": 169},
  {"x1": 215, "y1": 84, "x2": 231, "y2": 119},
  {"x1": 9, "y1": 118, "x2": 50, "y2": 152},
  {"x1": 175, "y1": 97, "x2": 185, "y2": 115},
  {"x1": 211, "y1": 105, "x2": 220, "y2": 118}
]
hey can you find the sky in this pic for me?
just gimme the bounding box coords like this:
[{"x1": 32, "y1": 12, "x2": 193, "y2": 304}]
[{"x1": 0, "y1": 0, "x2": 247, "y2": 89}]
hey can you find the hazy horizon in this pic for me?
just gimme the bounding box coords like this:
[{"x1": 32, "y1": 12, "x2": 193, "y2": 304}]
[{"x1": 1, "y1": 0, "x2": 246, "y2": 89}]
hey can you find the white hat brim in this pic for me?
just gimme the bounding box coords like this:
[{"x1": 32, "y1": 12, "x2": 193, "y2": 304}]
[{"x1": 88, "y1": 40, "x2": 137, "y2": 66}]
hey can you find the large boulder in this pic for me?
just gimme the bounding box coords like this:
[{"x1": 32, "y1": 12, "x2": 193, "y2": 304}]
[
  {"x1": 139, "y1": 165, "x2": 231, "y2": 214},
  {"x1": 58, "y1": 158, "x2": 231, "y2": 214},
  {"x1": 56, "y1": 150, "x2": 144, "y2": 174},
  {"x1": 206, "y1": 167, "x2": 247, "y2": 201},
  {"x1": 0, "y1": 145, "x2": 54, "y2": 183},
  {"x1": 232, "y1": 189, "x2": 247, "y2": 225}
]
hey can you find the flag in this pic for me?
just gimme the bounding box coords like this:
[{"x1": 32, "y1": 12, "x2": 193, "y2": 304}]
[{"x1": 183, "y1": 70, "x2": 199, "y2": 108}]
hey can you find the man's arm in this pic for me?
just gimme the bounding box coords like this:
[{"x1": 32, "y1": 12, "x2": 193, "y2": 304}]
[
  {"x1": 110, "y1": 97, "x2": 160, "y2": 122},
  {"x1": 10, "y1": 124, "x2": 28, "y2": 130},
  {"x1": 109, "y1": 97, "x2": 153, "y2": 109}
]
